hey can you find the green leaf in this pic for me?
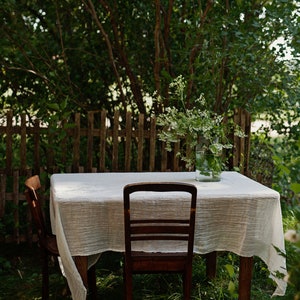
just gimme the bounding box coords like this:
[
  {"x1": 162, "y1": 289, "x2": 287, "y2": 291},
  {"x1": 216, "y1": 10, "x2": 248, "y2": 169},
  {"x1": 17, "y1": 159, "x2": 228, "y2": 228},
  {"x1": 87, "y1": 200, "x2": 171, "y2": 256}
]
[
  {"x1": 225, "y1": 264, "x2": 235, "y2": 278},
  {"x1": 228, "y1": 280, "x2": 236, "y2": 294},
  {"x1": 47, "y1": 103, "x2": 60, "y2": 111},
  {"x1": 290, "y1": 183, "x2": 300, "y2": 194}
]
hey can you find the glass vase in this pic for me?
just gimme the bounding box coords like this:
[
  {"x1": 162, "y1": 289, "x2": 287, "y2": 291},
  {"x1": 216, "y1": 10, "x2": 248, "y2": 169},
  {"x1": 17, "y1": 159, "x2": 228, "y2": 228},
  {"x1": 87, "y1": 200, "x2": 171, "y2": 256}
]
[{"x1": 195, "y1": 146, "x2": 221, "y2": 182}]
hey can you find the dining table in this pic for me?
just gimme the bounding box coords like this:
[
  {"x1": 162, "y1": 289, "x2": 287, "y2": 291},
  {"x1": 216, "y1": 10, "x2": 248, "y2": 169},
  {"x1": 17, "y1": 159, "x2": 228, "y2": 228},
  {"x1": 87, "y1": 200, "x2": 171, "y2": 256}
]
[{"x1": 50, "y1": 171, "x2": 287, "y2": 300}]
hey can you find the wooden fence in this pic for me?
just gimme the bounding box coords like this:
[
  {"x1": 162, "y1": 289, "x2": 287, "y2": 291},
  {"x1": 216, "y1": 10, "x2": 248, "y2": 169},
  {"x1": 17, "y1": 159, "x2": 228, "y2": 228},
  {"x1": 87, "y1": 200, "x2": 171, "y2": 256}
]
[{"x1": 0, "y1": 108, "x2": 251, "y2": 243}]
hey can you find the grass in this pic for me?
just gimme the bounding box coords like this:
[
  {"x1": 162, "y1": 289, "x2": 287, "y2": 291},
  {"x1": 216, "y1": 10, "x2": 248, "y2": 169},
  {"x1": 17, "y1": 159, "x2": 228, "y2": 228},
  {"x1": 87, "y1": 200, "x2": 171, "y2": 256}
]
[{"x1": 0, "y1": 242, "x2": 296, "y2": 299}]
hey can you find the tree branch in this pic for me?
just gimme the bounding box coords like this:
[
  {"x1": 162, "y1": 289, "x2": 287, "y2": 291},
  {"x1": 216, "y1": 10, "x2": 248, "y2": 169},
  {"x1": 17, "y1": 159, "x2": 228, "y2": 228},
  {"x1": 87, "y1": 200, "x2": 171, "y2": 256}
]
[
  {"x1": 186, "y1": 0, "x2": 214, "y2": 107},
  {"x1": 82, "y1": 0, "x2": 127, "y2": 110}
]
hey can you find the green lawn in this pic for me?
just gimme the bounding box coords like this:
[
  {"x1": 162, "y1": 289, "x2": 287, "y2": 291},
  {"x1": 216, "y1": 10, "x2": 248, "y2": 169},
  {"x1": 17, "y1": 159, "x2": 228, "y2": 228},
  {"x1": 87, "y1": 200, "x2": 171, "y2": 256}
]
[{"x1": 0, "y1": 243, "x2": 295, "y2": 299}]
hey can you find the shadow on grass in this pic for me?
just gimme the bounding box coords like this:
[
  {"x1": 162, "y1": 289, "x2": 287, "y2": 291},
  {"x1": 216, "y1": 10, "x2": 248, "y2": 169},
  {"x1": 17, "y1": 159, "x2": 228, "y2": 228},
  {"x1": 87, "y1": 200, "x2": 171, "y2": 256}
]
[{"x1": 0, "y1": 243, "x2": 295, "y2": 299}]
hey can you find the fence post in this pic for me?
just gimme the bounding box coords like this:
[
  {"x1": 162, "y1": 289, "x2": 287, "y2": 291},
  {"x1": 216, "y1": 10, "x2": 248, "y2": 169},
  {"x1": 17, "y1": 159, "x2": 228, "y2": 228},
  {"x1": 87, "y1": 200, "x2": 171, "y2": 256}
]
[
  {"x1": 137, "y1": 114, "x2": 144, "y2": 172},
  {"x1": 12, "y1": 169, "x2": 20, "y2": 244},
  {"x1": 33, "y1": 119, "x2": 41, "y2": 175},
  {"x1": 149, "y1": 116, "x2": 156, "y2": 172},
  {"x1": 20, "y1": 114, "x2": 27, "y2": 174},
  {"x1": 233, "y1": 108, "x2": 251, "y2": 175},
  {"x1": 99, "y1": 110, "x2": 107, "y2": 172},
  {"x1": 125, "y1": 111, "x2": 132, "y2": 172},
  {"x1": 87, "y1": 111, "x2": 94, "y2": 172},
  {"x1": 112, "y1": 110, "x2": 120, "y2": 171},
  {"x1": 5, "y1": 110, "x2": 13, "y2": 175},
  {"x1": 0, "y1": 172, "x2": 6, "y2": 218}
]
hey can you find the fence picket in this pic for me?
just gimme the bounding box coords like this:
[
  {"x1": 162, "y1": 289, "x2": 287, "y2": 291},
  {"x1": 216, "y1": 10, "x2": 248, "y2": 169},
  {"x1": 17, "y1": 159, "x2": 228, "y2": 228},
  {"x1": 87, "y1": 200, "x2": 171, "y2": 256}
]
[
  {"x1": 12, "y1": 169, "x2": 20, "y2": 243},
  {"x1": 137, "y1": 113, "x2": 144, "y2": 172},
  {"x1": 0, "y1": 173, "x2": 6, "y2": 218},
  {"x1": 20, "y1": 114, "x2": 27, "y2": 173},
  {"x1": 99, "y1": 110, "x2": 107, "y2": 172},
  {"x1": 87, "y1": 111, "x2": 94, "y2": 172},
  {"x1": 149, "y1": 116, "x2": 156, "y2": 172},
  {"x1": 125, "y1": 111, "x2": 132, "y2": 172},
  {"x1": 112, "y1": 110, "x2": 120, "y2": 172},
  {"x1": 72, "y1": 113, "x2": 81, "y2": 172},
  {"x1": 5, "y1": 111, "x2": 13, "y2": 175},
  {"x1": 33, "y1": 119, "x2": 41, "y2": 175}
]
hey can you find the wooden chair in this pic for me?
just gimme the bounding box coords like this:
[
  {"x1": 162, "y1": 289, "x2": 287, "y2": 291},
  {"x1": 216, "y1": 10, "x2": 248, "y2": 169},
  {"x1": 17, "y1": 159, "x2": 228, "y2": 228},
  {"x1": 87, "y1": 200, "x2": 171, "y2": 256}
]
[
  {"x1": 123, "y1": 182, "x2": 197, "y2": 300},
  {"x1": 25, "y1": 175, "x2": 97, "y2": 300}
]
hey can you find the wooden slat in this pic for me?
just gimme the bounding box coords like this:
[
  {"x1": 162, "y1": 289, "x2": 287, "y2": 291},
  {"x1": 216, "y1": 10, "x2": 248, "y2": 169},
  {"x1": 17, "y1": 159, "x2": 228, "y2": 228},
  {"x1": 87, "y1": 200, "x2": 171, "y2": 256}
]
[
  {"x1": 149, "y1": 116, "x2": 156, "y2": 172},
  {"x1": 240, "y1": 110, "x2": 246, "y2": 171},
  {"x1": 33, "y1": 119, "x2": 40, "y2": 175},
  {"x1": 244, "y1": 111, "x2": 251, "y2": 176},
  {"x1": 233, "y1": 109, "x2": 240, "y2": 169},
  {"x1": 25, "y1": 169, "x2": 33, "y2": 244},
  {"x1": 137, "y1": 114, "x2": 144, "y2": 172},
  {"x1": 87, "y1": 111, "x2": 94, "y2": 172},
  {"x1": 173, "y1": 141, "x2": 180, "y2": 172},
  {"x1": 112, "y1": 110, "x2": 120, "y2": 171},
  {"x1": 0, "y1": 172, "x2": 6, "y2": 218},
  {"x1": 125, "y1": 111, "x2": 132, "y2": 172},
  {"x1": 72, "y1": 113, "x2": 81, "y2": 172},
  {"x1": 99, "y1": 110, "x2": 107, "y2": 172},
  {"x1": 5, "y1": 110, "x2": 13, "y2": 174},
  {"x1": 20, "y1": 114, "x2": 27, "y2": 173},
  {"x1": 233, "y1": 108, "x2": 251, "y2": 175},
  {"x1": 161, "y1": 141, "x2": 168, "y2": 171},
  {"x1": 13, "y1": 169, "x2": 20, "y2": 244}
]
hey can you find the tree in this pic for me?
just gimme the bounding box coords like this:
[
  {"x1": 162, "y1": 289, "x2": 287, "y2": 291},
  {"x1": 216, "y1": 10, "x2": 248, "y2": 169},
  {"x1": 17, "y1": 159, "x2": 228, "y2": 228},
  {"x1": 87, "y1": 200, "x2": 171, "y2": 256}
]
[{"x1": 1, "y1": 0, "x2": 299, "y2": 121}]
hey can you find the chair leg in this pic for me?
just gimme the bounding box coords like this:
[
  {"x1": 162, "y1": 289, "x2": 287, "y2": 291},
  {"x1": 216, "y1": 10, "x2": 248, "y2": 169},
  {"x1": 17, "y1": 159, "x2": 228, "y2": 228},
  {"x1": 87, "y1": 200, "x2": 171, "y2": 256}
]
[
  {"x1": 183, "y1": 270, "x2": 192, "y2": 300},
  {"x1": 41, "y1": 250, "x2": 49, "y2": 300},
  {"x1": 205, "y1": 251, "x2": 217, "y2": 279},
  {"x1": 124, "y1": 266, "x2": 133, "y2": 300},
  {"x1": 88, "y1": 265, "x2": 97, "y2": 300}
]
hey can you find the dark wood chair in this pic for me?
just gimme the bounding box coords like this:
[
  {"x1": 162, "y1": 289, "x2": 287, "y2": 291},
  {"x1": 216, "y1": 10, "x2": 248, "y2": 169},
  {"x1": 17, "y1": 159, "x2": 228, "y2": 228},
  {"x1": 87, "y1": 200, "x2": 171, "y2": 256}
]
[
  {"x1": 123, "y1": 182, "x2": 197, "y2": 300},
  {"x1": 25, "y1": 175, "x2": 97, "y2": 300}
]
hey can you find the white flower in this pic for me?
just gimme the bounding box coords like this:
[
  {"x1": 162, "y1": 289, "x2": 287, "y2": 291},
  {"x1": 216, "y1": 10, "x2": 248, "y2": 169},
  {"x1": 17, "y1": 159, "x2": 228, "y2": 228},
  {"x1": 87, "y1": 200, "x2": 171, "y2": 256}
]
[{"x1": 284, "y1": 229, "x2": 300, "y2": 243}]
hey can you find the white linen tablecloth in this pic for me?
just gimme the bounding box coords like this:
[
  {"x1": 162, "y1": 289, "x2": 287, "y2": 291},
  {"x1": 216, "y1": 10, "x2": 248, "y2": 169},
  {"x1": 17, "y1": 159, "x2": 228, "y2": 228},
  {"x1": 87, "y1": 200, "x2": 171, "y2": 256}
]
[{"x1": 50, "y1": 171, "x2": 287, "y2": 299}]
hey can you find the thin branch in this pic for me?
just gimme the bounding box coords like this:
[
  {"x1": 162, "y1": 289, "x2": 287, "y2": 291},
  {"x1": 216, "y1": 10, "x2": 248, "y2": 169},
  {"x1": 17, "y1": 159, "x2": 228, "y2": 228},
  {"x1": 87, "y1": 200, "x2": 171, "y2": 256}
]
[
  {"x1": 186, "y1": 0, "x2": 214, "y2": 106},
  {"x1": 82, "y1": 0, "x2": 127, "y2": 110},
  {"x1": 99, "y1": 0, "x2": 146, "y2": 114},
  {"x1": 154, "y1": 0, "x2": 161, "y2": 96},
  {"x1": 54, "y1": 0, "x2": 74, "y2": 96}
]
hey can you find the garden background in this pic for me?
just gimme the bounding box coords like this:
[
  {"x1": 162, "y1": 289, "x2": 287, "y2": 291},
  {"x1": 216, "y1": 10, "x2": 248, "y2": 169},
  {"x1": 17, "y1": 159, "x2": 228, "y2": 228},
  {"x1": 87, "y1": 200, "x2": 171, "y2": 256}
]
[{"x1": 1, "y1": 1, "x2": 299, "y2": 299}]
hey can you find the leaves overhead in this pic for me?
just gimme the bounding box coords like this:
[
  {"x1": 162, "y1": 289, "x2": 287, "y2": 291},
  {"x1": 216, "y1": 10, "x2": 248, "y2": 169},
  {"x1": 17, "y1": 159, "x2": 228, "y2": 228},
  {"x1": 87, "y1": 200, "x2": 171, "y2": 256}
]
[{"x1": 0, "y1": 0, "x2": 299, "y2": 122}]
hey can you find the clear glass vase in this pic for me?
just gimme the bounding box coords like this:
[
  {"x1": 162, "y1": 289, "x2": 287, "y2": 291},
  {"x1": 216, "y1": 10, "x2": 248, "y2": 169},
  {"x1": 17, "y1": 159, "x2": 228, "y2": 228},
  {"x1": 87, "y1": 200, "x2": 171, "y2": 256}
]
[{"x1": 195, "y1": 146, "x2": 221, "y2": 182}]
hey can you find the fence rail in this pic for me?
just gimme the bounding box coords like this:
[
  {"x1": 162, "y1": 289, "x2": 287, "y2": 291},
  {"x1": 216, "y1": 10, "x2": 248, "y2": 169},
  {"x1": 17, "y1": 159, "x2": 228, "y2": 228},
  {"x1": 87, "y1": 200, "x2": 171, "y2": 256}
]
[{"x1": 0, "y1": 109, "x2": 251, "y2": 243}]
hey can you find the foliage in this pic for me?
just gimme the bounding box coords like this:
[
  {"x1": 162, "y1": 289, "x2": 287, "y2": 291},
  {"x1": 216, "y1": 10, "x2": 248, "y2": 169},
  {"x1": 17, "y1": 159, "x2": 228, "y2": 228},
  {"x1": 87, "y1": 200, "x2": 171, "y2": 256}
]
[
  {"x1": 272, "y1": 137, "x2": 300, "y2": 207},
  {"x1": 156, "y1": 76, "x2": 244, "y2": 170},
  {"x1": 284, "y1": 206, "x2": 300, "y2": 300},
  {"x1": 1, "y1": 1, "x2": 299, "y2": 121},
  {"x1": 250, "y1": 123, "x2": 299, "y2": 299},
  {"x1": 0, "y1": 0, "x2": 299, "y2": 297},
  {"x1": 1, "y1": 243, "x2": 296, "y2": 299}
]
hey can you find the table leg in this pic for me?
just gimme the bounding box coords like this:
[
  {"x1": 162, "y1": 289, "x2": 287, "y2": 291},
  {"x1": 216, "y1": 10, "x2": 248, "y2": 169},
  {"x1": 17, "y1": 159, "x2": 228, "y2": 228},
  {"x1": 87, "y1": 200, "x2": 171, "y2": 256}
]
[
  {"x1": 74, "y1": 256, "x2": 89, "y2": 288},
  {"x1": 205, "y1": 251, "x2": 217, "y2": 279},
  {"x1": 238, "y1": 256, "x2": 253, "y2": 300}
]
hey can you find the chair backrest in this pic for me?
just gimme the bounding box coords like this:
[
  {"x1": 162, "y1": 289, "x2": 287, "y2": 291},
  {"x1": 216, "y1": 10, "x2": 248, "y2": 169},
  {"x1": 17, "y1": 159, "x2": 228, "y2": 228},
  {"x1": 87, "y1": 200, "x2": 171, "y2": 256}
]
[
  {"x1": 123, "y1": 182, "x2": 197, "y2": 257},
  {"x1": 25, "y1": 175, "x2": 47, "y2": 239}
]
